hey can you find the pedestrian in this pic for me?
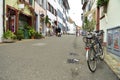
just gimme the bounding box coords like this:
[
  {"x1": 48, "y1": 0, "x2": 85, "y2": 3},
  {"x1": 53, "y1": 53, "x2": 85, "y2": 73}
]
[
  {"x1": 55, "y1": 27, "x2": 58, "y2": 36},
  {"x1": 57, "y1": 27, "x2": 61, "y2": 37},
  {"x1": 76, "y1": 28, "x2": 79, "y2": 37}
]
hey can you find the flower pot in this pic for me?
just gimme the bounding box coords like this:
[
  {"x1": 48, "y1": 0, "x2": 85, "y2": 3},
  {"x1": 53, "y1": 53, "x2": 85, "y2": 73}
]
[{"x1": 3, "y1": 39, "x2": 15, "y2": 43}]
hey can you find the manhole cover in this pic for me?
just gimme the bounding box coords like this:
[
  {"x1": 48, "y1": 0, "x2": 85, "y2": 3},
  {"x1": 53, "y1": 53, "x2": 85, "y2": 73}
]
[{"x1": 32, "y1": 43, "x2": 46, "y2": 46}]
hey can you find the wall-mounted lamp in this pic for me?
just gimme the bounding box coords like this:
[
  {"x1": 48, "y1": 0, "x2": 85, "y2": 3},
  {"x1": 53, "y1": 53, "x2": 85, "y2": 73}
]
[{"x1": 39, "y1": 11, "x2": 44, "y2": 17}]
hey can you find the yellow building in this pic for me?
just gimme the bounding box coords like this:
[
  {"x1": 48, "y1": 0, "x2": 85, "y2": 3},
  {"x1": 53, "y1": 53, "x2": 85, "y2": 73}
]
[{"x1": 5, "y1": 0, "x2": 35, "y2": 33}]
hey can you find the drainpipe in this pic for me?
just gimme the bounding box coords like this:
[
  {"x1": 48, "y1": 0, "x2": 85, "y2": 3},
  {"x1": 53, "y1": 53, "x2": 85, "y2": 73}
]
[
  {"x1": 96, "y1": 6, "x2": 100, "y2": 31},
  {"x1": 3, "y1": 0, "x2": 5, "y2": 32}
]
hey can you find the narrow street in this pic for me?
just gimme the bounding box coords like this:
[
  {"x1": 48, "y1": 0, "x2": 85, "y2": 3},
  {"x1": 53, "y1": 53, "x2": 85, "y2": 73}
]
[{"x1": 0, "y1": 35, "x2": 118, "y2": 80}]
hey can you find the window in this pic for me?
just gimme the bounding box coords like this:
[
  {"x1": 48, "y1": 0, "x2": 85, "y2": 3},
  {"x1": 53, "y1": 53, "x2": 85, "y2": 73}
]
[
  {"x1": 54, "y1": 10, "x2": 57, "y2": 16},
  {"x1": 48, "y1": 3, "x2": 51, "y2": 11},
  {"x1": 42, "y1": 0, "x2": 44, "y2": 4},
  {"x1": 19, "y1": 0, "x2": 25, "y2": 2},
  {"x1": 29, "y1": 0, "x2": 32, "y2": 5},
  {"x1": 47, "y1": 2, "x2": 57, "y2": 16},
  {"x1": 21, "y1": 0, "x2": 32, "y2": 5},
  {"x1": 57, "y1": 9, "x2": 63, "y2": 19},
  {"x1": 36, "y1": 0, "x2": 40, "y2": 4},
  {"x1": 52, "y1": 7, "x2": 54, "y2": 14}
]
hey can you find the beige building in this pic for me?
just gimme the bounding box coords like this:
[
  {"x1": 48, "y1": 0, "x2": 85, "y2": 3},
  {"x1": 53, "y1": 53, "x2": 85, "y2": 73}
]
[{"x1": 35, "y1": 0, "x2": 47, "y2": 35}]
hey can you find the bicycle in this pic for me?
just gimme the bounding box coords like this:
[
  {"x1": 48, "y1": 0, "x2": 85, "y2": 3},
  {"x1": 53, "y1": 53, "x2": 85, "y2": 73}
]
[{"x1": 84, "y1": 30, "x2": 104, "y2": 72}]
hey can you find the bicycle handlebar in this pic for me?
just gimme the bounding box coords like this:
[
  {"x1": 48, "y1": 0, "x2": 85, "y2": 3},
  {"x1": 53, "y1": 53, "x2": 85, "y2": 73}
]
[{"x1": 86, "y1": 30, "x2": 104, "y2": 39}]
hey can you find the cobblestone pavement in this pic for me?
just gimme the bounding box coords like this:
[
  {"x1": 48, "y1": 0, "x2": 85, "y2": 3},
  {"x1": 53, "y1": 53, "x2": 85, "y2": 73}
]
[{"x1": 0, "y1": 35, "x2": 119, "y2": 80}]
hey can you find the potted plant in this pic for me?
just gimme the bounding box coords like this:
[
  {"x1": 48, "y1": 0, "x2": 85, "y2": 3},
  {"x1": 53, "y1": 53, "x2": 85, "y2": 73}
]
[
  {"x1": 3, "y1": 30, "x2": 16, "y2": 43},
  {"x1": 45, "y1": 15, "x2": 51, "y2": 26},
  {"x1": 34, "y1": 32, "x2": 44, "y2": 39},
  {"x1": 16, "y1": 29, "x2": 24, "y2": 40},
  {"x1": 28, "y1": 27, "x2": 36, "y2": 39}
]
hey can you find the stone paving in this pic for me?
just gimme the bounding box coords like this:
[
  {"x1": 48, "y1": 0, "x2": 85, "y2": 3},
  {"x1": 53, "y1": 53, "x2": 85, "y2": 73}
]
[{"x1": 0, "y1": 35, "x2": 119, "y2": 80}]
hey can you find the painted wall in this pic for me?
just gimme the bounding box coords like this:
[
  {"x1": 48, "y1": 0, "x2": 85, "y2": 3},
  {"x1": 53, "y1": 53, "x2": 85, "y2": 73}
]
[
  {"x1": 47, "y1": 0, "x2": 64, "y2": 25},
  {"x1": 47, "y1": 0, "x2": 57, "y2": 22},
  {"x1": 0, "y1": 0, "x2": 3, "y2": 42},
  {"x1": 6, "y1": 0, "x2": 34, "y2": 16},
  {"x1": 35, "y1": 1, "x2": 46, "y2": 34},
  {"x1": 100, "y1": 0, "x2": 120, "y2": 42}
]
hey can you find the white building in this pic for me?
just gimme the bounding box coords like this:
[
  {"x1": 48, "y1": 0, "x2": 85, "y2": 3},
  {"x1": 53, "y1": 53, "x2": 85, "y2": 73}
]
[
  {"x1": 0, "y1": 0, "x2": 3, "y2": 42},
  {"x1": 67, "y1": 23, "x2": 76, "y2": 35},
  {"x1": 47, "y1": 0, "x2": 57, "y2": 25},
  {"x1": 100, "y1": 0, "x2": 120, "y2": 57},
  {"x1": 47, "y1": 0, "x2": 70, "y2": 34},
  {"x1": 100, "y1": 0, "x2": 120, "y2": 42}
]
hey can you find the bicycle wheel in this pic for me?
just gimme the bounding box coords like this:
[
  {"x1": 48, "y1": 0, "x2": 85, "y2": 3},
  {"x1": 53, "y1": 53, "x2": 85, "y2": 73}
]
[
  {"x1": 83, "y1": 36, "x2": 87, "y2": 43},
  {"x1": 87, "y1": 48, "x2": 96, "y2": 72},
  {"x1": 83, "y1": 36, "x2": 87, "y2": 46},
  {"x1": 99, "y1": 46, "x2": 104, "y2": 60}
]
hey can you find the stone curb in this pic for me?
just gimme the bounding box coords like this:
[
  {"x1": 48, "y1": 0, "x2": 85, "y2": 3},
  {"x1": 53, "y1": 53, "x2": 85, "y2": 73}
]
[{"x1": 104, "y1": 47, "x2": 120, "y2": 79}]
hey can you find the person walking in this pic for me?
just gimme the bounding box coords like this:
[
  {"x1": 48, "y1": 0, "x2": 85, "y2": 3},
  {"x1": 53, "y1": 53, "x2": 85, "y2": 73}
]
[{"x1": 57, "y1": 27, "x2": 61, "y2": 37}]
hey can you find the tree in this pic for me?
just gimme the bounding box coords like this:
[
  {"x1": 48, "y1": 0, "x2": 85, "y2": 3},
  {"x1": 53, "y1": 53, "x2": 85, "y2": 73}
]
[
  {"x1": 82, "y1": 17, "x2": 96, "y2": 32},
  {"x1": 97, "y1": 0, "x2": 109, "y2": 7}
]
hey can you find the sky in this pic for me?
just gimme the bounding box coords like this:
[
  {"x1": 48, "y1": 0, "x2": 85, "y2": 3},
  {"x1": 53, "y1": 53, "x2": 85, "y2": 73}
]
[{"x1": 68, "y1": 0, "x2": 83, "y2": 26}]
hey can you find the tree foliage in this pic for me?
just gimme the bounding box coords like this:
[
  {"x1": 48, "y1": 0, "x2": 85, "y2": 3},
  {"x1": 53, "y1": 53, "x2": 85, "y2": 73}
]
[
  {"x1": 45, "y1": 15, "x2": 50, "y2": 25},
  {"x1": 82, "y1": 17, "x2": 96, "y2": 32},
  {"x1": 97, "y1": 0, "x2": 109, "y2": 7}
]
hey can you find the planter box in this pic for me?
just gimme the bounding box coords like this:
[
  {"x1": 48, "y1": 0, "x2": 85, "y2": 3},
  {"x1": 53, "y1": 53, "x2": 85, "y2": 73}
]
[{"x1": 3, "y1": 39, "x2": 16, "y2": 43}]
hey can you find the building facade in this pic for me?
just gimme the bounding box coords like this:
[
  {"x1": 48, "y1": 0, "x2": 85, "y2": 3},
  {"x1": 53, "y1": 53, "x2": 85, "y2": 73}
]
[
  {"x1": 0, "y1": 0, "x2": 3, "y2": 42},
  {"x1": 81, "y1": 0, "x2": 97, "y2": 32},
  {"x1": 100, "y1": 0, "x2": 120, "y2": 57},
  {"x1": 47, "y1": 0, "x2": 70, "y2": 34},
  {"x1": 5, "y1": 0, "x2": 35, "y2": 33},
  {"x1": 35, "y1": 0, "x2": 47, "y2": 35},
  {"x1": 60, "y1": 0, "x2": 70, "y2": 34},
  {"x1": 47, "y1": 0, "x2": 58, "y2": 35},
  {"x1": 82, "y1": 0, "x2": 120, "y2": 57}
]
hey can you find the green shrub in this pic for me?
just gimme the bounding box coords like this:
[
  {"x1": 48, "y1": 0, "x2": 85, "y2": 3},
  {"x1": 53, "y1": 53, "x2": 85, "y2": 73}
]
[
  {"x1": 16, "y1": 29, "x2": 24, "y2": 40},
  {"x1": 3, "y1": 30, "x2": 16, "y2": 39},
  {"x1": 34, "y1": 32, "x2": 43, "y2": 39},
  {"x1": 97, "y1": 0, "x2": 109, "y2": 7},
  {"x1": 28, "y1": 27, "x2": 36, "y2": 38}
]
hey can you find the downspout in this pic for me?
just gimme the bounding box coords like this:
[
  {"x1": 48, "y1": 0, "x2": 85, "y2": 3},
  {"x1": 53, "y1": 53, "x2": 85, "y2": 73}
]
[
  {"x1": 3, "y1": 0, "x2": 5, "y2": 32},
  {"x1": 96, "y1": 6, "x2": 100, "y2": 31}
]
